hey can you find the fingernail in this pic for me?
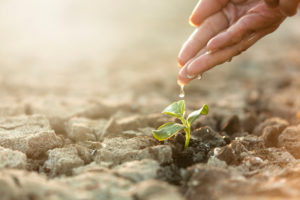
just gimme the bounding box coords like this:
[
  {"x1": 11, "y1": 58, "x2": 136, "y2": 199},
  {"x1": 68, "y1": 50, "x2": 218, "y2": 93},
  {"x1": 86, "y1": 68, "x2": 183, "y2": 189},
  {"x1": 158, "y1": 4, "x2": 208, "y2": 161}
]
[
  {"x1": 189, "y1": 18, "x2": 199, "y2": 27},
  {"x1": 177, "y1": 79, "x2": 186, "y2": 86},
  {"x1": 177, "y1": 58, "x2": 184, "y2": 68}
]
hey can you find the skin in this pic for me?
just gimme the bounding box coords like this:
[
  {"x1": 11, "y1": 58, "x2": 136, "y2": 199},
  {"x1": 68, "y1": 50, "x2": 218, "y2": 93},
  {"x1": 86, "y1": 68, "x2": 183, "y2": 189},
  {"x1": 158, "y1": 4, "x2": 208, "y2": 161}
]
[{"x1": 177, "y1": 0, "x2": 299, "y2": 85}]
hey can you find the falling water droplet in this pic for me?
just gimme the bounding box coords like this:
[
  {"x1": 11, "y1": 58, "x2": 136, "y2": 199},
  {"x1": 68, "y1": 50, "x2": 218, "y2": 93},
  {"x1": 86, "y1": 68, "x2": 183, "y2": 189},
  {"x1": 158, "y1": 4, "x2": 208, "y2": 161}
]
[
  {"x1": 197, "y1": 74, "x2": 202, "y2": 80},
  {"x1": 179, "y1": 85, "x2": 185, "y2": 98}
]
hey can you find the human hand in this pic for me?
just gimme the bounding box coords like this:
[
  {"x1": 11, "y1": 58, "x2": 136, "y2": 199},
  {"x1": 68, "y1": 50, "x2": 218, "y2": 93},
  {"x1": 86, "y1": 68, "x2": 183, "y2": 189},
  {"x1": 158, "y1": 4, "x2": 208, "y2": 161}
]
[
  {"x1": 265, "y1": 0, "x2": 300, "y2": 16},
  {"x1": 177, "y1": 0, "x2": 286, "y2": 85}
]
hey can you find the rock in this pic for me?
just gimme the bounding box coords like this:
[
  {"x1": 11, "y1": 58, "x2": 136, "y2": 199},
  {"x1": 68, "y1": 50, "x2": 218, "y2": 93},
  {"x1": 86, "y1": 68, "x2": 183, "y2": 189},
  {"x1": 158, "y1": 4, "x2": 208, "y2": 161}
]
[
  {"x1": 221, "y1": 115, "x2": 241, "y2": 136},
  {"x1": 43, "y1": 146, "x2": 84, "y2": 176},
  {"x1": 0, "y1": 169, "x2": 82, "y2": 200},
  {"x1": 278, "y1": 125, "x2": 300, "y2": 158},
  {"x1": 257, "y1": 147, "x2": 295, "y2": 165},
  {"x1": 65, "y1": 117, "x2": 121, "y2": 142},
  {"x1": 192, "y1": 126, "x2": 226, "y2": 148},
  {"x1": 0, "y1": 115, "x2": 63, "y2": 158},
  {"x1": 65, "y1": 118, "x2": 96, "y2": 142},
  {"x1": 130, "y1": 179, "x2": 184, "y2": 200},
  {"x1": 117, "y1": 113, "x2": 169, "y2": 131},
  {"x1": 215, "y1": 140, "x2": 248, "y2": 165},
  {"x1": 261, "y1": 126, "x2": 281, "y2": 147},
  {"x1": 117, "y1": 115, "x2": 144, "y2": 130},
  {"x1": 0, "y1": 147, "x2": 27, "y2": 169},
  {"x1": 237, "y1": 135, "x2": 264, "y2": 151},
  {"x1": 243, "y1": 155, "x2": 266, "y2": 170},
  {"x1": 30, "y1": 98, "x2": 123, "y2": 135},
  {"x1": 72, "y1": 162, "x2": 107, "y2": 175},
  {"x1": 95, "y1": 137, "x2": 172, "y2": 166},
  {"x1": 241, "y1": 113, "x2": 258, "y2": 133},
  {"x1": 75, "y1": 144, "x2": 93, "y2": 164},
  {"x1": 253, "y1": 117, "x2": 289, "y2": 136},
  {"x1": 157, "y1": 164, "x2": 182, "y2": 185},
  {"x1": 184, "y1": 164, "x2": 231, "y2": 200},
  {"x1": 59, "y1": 171, "x2": 133, "y2": 200},
  {"x1": 114, "y1": 159, "x2": 160, "y2": 182},
  {"x1": 123, "y1": 127, "x2": 153, "y2": 137}
]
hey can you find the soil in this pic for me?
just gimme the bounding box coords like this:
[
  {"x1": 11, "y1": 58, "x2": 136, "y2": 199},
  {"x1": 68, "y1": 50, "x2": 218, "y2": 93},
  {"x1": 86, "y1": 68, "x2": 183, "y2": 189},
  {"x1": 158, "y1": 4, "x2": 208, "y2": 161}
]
[{"x1": 0, "y1": 1, "x2": 300, "y2": 200}]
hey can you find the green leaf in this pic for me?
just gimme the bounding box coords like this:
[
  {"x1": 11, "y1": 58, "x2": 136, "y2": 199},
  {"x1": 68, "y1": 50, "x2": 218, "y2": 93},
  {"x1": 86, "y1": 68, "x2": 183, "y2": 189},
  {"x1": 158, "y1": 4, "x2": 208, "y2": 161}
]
[
  {"x1": 152, "y1": 122, "x2": 185, "y2": 141},
  {"x1": 187, "y1": 104, "x2": 209, "y2": 125},
  {"x1": 162, "y1": 100, "x2": 185, "y2": 118}
]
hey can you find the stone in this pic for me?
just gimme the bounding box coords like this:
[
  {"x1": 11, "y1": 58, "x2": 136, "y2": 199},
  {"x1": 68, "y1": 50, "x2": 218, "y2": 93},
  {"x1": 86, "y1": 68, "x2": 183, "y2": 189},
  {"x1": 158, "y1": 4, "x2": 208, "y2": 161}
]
[
  {"x1": 0, "y1": 147, "x2": 26, "y2": 169},
  {"x1": 75, "y1": 144, "x2": 93, "y2": 164},
  {"x1": 95, "y1": 137, "x2": 172, "y2": 166},
  {"x1": 261, "y1": 126, "x2": 281, "y2": 147},
  {"x1": 241, "y1": 112, "x2": 258, "y2": 133},
  {"x1": 65, "y1": 117, "x2": 121, "y2": 142},
  {"x1": 123, "y1": 127, "x2": 153, "y2": 137},
  {"x1": 184, "y1": 164, "x2": 231, "y2": 200},
  {"x1": 65, "y1": 118, "x2": 96, "y2": 142},
  {"x1": 253, "y1": 117, "x2": 289, "y2": 136},
  {"x1": 0, "y1": 170, "x2": 81, "y2": 200},
  {"x1": 0, "y1": 115, "x2": 63, "y2": 158},
  {"x1": 43, "y1": 146, "x2": 84, "y2": 176},
  {"x1": 130, "y1": 179, "x2": 184, "y2": 200},
  {"x1": 117, "y1": 113, "x2": 169, "y2": 131},
  {"x1": 221, "y1": 115, "x2": 241, "y2": 136},
  {"x1": 114, "y1": 159, "x2": 160, "y2": 182},
  {"x1": 59, "y1": 171, "x2": 133, "y2": 200},
  {"x1": 192, "y1": 126, "x2": 226, "y2": 148},
  {"x1": 278, "y1": 125, "x2": 300, "y2": 158},
  {"x1": 216, "y1": 140, "x2": 248, "y2": 165}
]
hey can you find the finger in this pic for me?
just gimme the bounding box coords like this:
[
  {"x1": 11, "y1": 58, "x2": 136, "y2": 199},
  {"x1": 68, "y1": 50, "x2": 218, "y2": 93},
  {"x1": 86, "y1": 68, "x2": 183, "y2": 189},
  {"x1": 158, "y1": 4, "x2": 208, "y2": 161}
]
[
  {"x1": 189, "y1": 0, "x2": 229, "y2": 27},
  {"x1": 207, "y1": 5, "x2": 283, "y2": 52},
  {"x1": 178, "y1": 26, "x2": 278, "y2": 85},
  {"x1": 280, "y1": 0, "x2": 300, "y2": 16},
  {"x1": 178, "y1": 12, "x2": 228, "y2": 67},
  {"x1": 264, "y1": 0, "x2": 279, "y2": 8}
]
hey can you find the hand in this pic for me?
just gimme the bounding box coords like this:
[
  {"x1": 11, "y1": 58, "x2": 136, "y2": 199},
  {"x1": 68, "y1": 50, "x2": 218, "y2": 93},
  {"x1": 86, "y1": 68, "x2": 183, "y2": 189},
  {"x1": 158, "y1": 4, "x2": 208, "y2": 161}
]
[
  {"x1": 177, "y1": 0, "x2": 286, "y2": 85},
  {"x1": 265, "y1": 0, "x2": 300, "y2": 16}
]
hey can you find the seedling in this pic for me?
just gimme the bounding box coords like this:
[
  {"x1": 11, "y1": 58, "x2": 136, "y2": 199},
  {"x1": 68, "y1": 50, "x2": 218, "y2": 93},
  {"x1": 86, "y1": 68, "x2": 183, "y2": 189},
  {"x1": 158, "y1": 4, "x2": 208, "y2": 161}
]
[{"x1": 152, "y1": 100, "x2": 208, "y2": 148}]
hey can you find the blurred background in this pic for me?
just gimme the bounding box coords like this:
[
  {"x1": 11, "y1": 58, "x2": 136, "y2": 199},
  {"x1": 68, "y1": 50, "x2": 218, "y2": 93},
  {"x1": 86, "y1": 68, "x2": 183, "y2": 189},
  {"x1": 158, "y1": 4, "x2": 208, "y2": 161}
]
[{"x1": 0, "y1": 0, "x2": 299, "y2": 115}]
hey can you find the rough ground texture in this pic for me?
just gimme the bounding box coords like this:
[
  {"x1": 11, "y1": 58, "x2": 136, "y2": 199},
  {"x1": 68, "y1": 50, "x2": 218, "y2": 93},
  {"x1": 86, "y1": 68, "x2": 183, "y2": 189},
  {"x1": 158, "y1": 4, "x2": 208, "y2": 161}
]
[{"x1": 0, "y1": 1, "x2": 300, "y2": 200}]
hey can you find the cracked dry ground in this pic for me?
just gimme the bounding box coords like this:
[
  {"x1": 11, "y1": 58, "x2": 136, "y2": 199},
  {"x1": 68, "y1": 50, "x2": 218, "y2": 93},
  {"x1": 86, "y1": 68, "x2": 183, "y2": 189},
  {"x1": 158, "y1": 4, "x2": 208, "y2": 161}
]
[
  {"x1": 1, "y1": 65, "x2": 300, "y2": 200},
  {"x1": 1, "y1": 1, "x2": 300, "y2": 200}
]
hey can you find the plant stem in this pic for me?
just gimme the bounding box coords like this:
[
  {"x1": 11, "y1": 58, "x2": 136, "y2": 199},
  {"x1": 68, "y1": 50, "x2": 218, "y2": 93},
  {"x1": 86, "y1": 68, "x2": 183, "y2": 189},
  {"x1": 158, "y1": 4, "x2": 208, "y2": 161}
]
[
  {"x1": 184, "y1": 126, "x2": 190, "y2": 148},
  {"x1": 180, "y1": 117, "x2": 190, "y2": 148}
]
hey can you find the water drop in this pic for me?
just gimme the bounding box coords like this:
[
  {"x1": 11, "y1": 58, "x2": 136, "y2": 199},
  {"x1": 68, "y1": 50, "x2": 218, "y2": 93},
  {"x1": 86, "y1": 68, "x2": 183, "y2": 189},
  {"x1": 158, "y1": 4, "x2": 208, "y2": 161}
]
[
  {"x1": 227, "y1": 58, "x2": 232, "y2": 62},
  {"x1": 179, "y1": 85, "x2": 185, "y2": 98},
  {"x1": 197, "y1": 74, "x2": 202, "y2": 80}
]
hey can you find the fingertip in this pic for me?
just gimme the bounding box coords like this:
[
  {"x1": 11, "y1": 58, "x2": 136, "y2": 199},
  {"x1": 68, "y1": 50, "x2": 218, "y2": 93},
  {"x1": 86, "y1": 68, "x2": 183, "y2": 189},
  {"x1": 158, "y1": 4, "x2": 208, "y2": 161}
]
[
  {"x1": 177, "y1": 57, "x2": 184, "y2": 68},
  {"x1": 280, "y1": 0, "x2": 300, "y2": 16},
  {"x1": 189, "y1": 16, "x2": 200, "y2": 27},
  {"x1": 178, "y1": 66, "x2": 192, "y2": 85},
  {"x1": 177, "y1": 74, "x2": 190, "y2": 86},
  {"x1": 281, "y1": 8, "x2": 297, "y2": 16}
]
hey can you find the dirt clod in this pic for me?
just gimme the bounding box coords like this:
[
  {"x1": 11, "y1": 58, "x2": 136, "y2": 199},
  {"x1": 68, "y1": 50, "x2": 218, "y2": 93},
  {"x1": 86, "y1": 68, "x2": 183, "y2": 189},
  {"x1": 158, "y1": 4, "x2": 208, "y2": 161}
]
[{"x1": 278, "y1": 125, "x2": 300, "y2": 158}]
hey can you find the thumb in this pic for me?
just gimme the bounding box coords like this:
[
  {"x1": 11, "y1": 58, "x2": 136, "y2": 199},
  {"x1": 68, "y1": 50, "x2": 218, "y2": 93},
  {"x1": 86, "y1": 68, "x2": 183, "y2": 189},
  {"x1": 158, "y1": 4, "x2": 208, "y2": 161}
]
[
  {"x1": 264, "y1": 0, "x2": 279, "y2": 8},
  {"x1": 280, "y1": 0, "x2": 300, "y2": 16}
]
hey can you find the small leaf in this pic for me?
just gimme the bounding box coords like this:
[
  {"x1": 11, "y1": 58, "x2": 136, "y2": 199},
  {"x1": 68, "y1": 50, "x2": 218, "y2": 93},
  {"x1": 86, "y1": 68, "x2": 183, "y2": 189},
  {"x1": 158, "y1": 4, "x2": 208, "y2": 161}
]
[
  {"x1": 162, "y1": 100, "x2": 185, "y2": 118},
  {"x1": 187, "y1": 104, "x2": 209, "y2": 125},
  {"x1": 152, "y1": 122, "x2": 185, "y2": 141}
]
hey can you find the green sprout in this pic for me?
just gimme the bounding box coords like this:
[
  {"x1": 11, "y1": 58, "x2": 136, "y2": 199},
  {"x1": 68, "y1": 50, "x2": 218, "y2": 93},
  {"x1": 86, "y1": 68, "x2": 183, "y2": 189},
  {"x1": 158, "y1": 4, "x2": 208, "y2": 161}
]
[{"x1": 152, "y1": 100, "x2": 208, "y2": 148}]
